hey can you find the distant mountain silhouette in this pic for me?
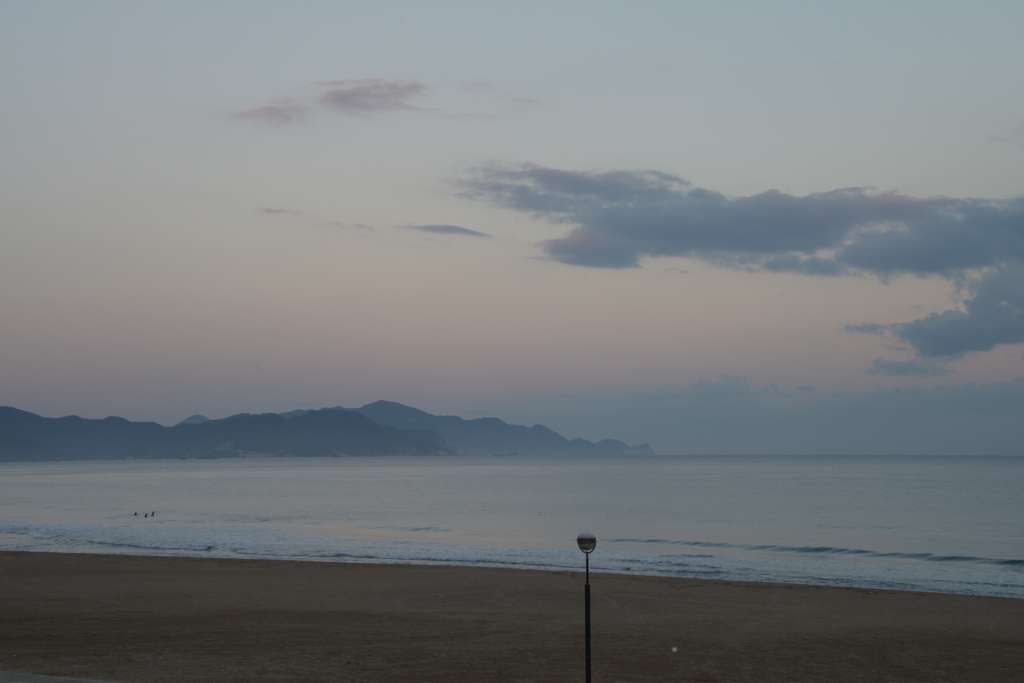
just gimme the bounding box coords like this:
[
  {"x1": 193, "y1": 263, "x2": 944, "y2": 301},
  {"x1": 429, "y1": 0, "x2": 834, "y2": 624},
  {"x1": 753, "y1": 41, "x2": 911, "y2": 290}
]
[
  {"x1": 0, "y1": 401, "x2": 654, "y2": 461},
  {"x1": 0, "y1": 408, "x2": 166, "y2": 461},
  {"x1": 0, "y1": 407, "x2": 448, "y2": 461},
  {"x1": 352, "y1": 400, "x2": 655, "y2": 456}
]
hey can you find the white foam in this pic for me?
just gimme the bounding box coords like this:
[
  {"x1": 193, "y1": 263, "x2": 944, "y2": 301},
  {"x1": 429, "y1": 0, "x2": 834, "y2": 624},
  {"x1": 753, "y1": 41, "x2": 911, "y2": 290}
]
[{"x1": 2, "y1": 520, "x2": 1022, "y2": 599}]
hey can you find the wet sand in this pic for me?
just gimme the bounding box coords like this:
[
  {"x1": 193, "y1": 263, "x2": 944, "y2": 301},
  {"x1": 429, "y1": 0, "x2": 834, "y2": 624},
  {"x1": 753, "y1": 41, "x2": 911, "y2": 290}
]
[{"x1": 2, "y1": 551, "x2": 1022, "y2": 682}]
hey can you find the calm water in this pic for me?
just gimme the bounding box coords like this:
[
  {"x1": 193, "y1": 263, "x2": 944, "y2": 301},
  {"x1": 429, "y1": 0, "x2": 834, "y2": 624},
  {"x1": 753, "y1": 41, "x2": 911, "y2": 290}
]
[{"x1": 1, "y1": 455, "x2": 1022, "y2": 597}]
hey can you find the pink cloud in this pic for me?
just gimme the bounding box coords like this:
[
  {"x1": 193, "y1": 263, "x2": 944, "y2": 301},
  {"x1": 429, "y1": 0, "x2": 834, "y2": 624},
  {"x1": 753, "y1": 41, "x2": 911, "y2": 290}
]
[
  {"x1": 232, "y1": 104, "x2": 309, "y2": 125},
  {"x1": 313, "y1": 79, "x2": 427, "y2": 115}
]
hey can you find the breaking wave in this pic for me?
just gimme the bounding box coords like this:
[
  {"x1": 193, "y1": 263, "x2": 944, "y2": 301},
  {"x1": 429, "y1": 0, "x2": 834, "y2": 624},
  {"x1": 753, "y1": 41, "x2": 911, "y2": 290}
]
[
  {"x1": 606, "y1": 538, "x2": 1024, "y2": 567},
  {"x1": 3, "y1": 520, "x2": 1023, "y2": 599}
]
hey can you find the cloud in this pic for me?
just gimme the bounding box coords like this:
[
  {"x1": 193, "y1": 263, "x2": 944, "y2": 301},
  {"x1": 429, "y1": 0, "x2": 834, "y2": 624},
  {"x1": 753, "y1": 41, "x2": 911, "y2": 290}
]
[
  {"x1": 460, "y1": 163, "x2": 1024, "y2": 358},
  {"x1": 865, "y1": 359, "x2": 951, "y2": 377},
  {"x1": 313, "y1": 79, "x2": 427, "y2": 115},
  {"x1": 257, "y1": 208, "x2": 375, "y2": 232},
  {"x1": 232, "y1": 104, "x2": 309, "y2": 125},
  {"x1": 891, "y1": 265, "x2": 1024, "y2": 357},
  {"x1": 617, "y1": 376, "x2": 1024, "y2": 454},
  {"x1": 329, "y1": 221, "x2": 374, "y2": 230},
  {"x1": 637, "y1": 375, "x2": 789, "y2": 401},
  {"x1": 236, "y1": 79, "x2": 538, "y2": 125},
  {"x1": 458, "y1": 163, "x2": 1024, "y2": 276},
  {"x1": 760, "y1": 254, "x2": 847, "y2": 275},
  {"x1": 234, "y1": 79, "x2": 427, "y2": 125},
  {"x1": 989, "y1": 119, "x2": 1024, "y2": 153},
  {"x1": 843, "y1": 323, "x2": 890, "y2": 336},
  {"x1": 844, "y1": 266, "x2": 1024, "y2": 357},
  {"x1": 406, "y1": 224, "x2": 489, "y2": 237}
]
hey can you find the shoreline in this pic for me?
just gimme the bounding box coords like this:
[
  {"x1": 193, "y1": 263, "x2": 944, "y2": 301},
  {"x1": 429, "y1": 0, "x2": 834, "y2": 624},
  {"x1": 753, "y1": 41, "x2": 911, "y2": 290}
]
[
  {"x1": 3, "y1": 550, "x2": 1023, "y2": 682},
  {"x1": 5, "y1": 527, "x2": 1024, "y2": 601}
]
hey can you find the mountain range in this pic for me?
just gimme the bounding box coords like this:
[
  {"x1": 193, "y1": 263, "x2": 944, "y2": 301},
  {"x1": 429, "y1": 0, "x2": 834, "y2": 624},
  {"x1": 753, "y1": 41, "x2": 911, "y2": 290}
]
[{"x1": 0, "y1": 401, "x2": 655, "y2": 461}]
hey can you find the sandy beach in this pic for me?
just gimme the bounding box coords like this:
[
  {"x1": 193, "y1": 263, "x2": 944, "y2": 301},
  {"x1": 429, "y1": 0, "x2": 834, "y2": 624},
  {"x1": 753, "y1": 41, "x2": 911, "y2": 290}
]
[{"x1": 2, "y1": 551, "x2": 1022, "y2": 682}]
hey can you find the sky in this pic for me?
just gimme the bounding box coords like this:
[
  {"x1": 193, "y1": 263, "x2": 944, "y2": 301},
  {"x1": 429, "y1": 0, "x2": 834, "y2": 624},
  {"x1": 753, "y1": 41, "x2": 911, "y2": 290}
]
[{"x1": 2, "y1": 1, "x2": 1023, "y2": 454}]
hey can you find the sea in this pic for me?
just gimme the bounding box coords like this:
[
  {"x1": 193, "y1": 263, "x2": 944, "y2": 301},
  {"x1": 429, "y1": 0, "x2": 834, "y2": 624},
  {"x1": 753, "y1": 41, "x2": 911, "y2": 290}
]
[{"x1": 1, "y1": 455, "x2": 1022, "y2": 598}]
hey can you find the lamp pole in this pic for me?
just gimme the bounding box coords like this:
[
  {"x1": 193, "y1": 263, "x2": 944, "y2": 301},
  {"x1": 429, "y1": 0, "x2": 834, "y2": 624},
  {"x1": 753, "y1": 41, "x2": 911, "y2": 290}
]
[{"x1": 577, "y1": 532, "x2": 597, "y2": 683}]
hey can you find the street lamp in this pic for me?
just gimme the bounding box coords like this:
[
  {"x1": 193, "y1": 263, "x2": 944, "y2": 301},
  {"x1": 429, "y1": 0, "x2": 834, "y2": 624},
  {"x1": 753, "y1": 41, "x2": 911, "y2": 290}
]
[{"x1": 577, "y1": 532, "x2": 597, "y2": 683}]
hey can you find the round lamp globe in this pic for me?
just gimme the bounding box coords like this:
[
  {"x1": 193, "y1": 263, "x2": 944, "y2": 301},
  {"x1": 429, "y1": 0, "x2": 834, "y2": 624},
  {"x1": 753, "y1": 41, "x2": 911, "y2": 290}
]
[{"x1": 577, "y1": 532, "x2": 597, "y2": 554}]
